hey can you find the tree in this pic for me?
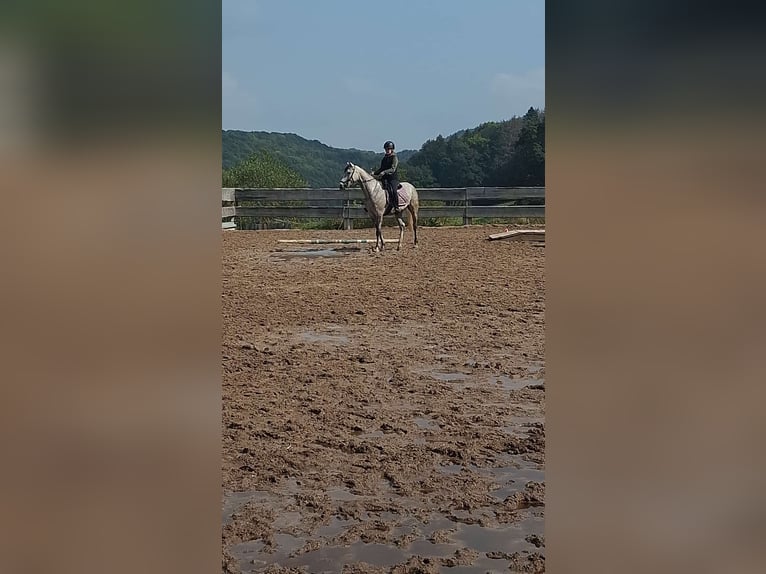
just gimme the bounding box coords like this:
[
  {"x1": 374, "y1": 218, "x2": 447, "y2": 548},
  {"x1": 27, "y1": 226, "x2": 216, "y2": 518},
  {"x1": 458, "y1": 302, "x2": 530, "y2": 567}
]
[
  {"x1": 400, "y1": 163, "x2": 437, "y2": 188},
  {"x1": 504, "y1": 107, "x2": 545, "y2": 186},
  {"x1": 400, "y1": 114, "x2": 542, "y2": 188},
  {"x1": 222, "y1": 151, "x2": 306, "y2": 188}
]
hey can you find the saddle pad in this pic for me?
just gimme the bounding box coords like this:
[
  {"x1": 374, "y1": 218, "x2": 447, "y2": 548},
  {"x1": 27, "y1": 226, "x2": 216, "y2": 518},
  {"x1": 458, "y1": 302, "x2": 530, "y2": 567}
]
[{"x1": 396, "y1": 185, "x2": 412, "y2": 209}]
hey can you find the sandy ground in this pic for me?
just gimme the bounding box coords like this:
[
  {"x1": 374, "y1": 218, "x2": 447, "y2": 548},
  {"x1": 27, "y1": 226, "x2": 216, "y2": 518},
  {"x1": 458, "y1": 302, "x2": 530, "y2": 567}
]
[{"x1": 222, "y1": 225, "x2": 545, "y2": 573}]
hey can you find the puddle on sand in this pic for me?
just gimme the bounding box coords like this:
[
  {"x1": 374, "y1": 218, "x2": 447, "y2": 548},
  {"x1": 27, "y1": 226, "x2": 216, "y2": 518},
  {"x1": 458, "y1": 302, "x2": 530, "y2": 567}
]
[
  {"x1": 448, "y1": 557, "x2": 536, "y2": 574},
  {"x1": 351, "y1": 429, "x2": 385, "y2": 439},
  {"x1": 406, "y1": 539, "x2": 457, "y2": 556},
  {"x1": 503, "y1": 415, "x2": 545, "y2": 438},
  {"x1": 230, "y1": 539, "x2": 406, "y2": 573},
  {"x1": 326, "y1": 488, "x2": 360, "y2": 501},
  {"x1": 271, "y1": 247, "x2": 358, "y2": 261},
  {"x1": 414, "y1": 416, "x2": 439, "y2": 430},
  {"x1": 231, "y1": 512, "x2": 544, "y2": 574},
  {"x1": 424, "y1": 367, "x2": 543, "y2": 392},
  {"x1": 225, "y1": 451, "x2": 544, "y2": 573},
  {"x1": 456, "y1": 520, "x2": 542, "y2": 554},
  {"x1": 489, "y1": 466, "x2": 546, "y2": 500},
  {"x1": 318, "y1": 517, "x2": 354, "y2": 538},
  {"x1": 299, "y1": 331, "x2": 349, "y2": 344},
  {"x1": 489, "y1": 375, "x2": 543, "y2": 391},
  {"x1": 273, "y1": 532, "x2": 304, "y2": 555},
  {"x1": 436, "y1": 459, "x2": 545, "y2": 502},
  {"x1": 222, "y1": 490, "x2": 274, "y2": 525},
  {"x1": 222, "y1": 478, "x2": 306, "y2": 525},
  {"x1": 230, "y1": 540, "x2": 265, "y2": 564},
  {"x1": 431, "y1": 371, "x2": 470, "y2": 382},
  {"x1": 439, "y1": 463, "x2": 464, "y2": 475},
  {"x1": 272, "y1": 511, "x2": 303, "y2": 530},
  {"x1": 293, "y1": 541, "x2": 407, "y2": 572}
]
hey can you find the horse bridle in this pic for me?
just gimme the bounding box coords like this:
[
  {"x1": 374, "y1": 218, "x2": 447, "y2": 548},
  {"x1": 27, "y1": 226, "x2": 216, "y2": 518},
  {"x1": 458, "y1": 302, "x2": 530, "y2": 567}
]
[{"x1": 344, "y1": 164, "x2": 375, "y2": 186}]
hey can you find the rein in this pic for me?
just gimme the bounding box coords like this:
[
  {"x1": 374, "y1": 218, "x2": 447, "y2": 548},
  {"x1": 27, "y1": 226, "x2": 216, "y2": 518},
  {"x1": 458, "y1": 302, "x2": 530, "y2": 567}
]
[{"x1": 350, "y1": 165, "x2": 377, "y2": 185}]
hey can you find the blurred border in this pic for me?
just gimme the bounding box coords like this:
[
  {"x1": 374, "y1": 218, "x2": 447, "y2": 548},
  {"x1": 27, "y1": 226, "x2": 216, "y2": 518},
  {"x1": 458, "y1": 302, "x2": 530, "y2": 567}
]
[
  {"x1": 548, "y1": 2, "x2": 766, "y2": 573},
  {"x1": 0, "y1": 2, "x2": 221, "y2": 574}
]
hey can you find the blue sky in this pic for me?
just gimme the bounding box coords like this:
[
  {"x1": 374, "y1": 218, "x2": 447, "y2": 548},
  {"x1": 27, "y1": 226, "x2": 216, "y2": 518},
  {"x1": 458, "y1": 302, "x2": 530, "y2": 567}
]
[{"x1": 223, "y1": 0, "x2": 545, "y2": 151}]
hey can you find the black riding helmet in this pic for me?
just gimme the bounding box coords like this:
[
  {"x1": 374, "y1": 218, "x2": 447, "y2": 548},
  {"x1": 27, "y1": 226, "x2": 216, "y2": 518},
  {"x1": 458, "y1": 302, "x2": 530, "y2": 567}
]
[{"x1": 384, "y1": 141, "x2": 395, "y2": 150}]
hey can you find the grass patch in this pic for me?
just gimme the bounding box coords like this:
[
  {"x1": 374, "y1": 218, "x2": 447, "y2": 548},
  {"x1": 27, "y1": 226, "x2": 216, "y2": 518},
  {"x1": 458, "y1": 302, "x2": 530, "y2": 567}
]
[{"x1": 473, "y1": 217, "x2": 545, "y2": 226}]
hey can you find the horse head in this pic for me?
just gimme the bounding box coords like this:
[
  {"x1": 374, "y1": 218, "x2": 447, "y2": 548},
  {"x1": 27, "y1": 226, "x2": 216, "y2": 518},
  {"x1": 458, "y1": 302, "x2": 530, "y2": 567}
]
[{"x1": 339, "y1": 162, "x2": 356, "y2": 190}]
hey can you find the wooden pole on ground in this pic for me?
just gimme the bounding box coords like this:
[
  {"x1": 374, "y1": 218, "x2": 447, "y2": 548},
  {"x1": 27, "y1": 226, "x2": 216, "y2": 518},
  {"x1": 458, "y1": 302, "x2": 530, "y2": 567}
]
[
  {"x1": 487, "y1": 229, "x2": 545, "y2": 241},
  {"x1": 277, "y1": 238, "x2": 399, "y2": 244}
]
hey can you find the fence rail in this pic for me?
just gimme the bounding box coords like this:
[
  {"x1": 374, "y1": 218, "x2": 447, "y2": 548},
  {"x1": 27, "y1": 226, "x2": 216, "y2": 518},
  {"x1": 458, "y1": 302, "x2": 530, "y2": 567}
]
[{"x1": 221, "y1": 187, "x2": 544, "y2": 229}]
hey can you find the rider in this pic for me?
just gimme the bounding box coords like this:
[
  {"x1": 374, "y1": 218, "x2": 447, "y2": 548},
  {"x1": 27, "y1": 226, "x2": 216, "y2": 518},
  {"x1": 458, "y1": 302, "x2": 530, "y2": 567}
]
[{"x1": 372, "y1": 140, "x2": 400, "y2": 215}]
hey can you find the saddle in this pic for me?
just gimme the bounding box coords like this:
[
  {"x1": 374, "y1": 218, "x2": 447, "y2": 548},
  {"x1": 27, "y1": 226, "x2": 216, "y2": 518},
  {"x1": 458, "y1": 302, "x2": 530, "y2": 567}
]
[{"x1": 384, "y1": 183, "x2": 410, "y2": 216}]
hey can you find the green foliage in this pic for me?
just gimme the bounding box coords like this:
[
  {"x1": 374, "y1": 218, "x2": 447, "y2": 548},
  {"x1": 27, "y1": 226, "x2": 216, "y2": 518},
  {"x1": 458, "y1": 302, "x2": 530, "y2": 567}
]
[
  {"x1": 222, "y1": 150, "x2": 306, "y2": 188},
  {"x1": 419, "y1": 217, "x2": 464, "y2": 227},
  {"x1": 223, "y1": 130, "x2": 416, "y2": 187},
  {"x1": 404, "y1": 108, "x2": 545, "y2": 188},
  {"x1": 222, "y1": 111, "x2": 545, "y2": 190},
  {"x1": 222, "y1": 151, "x2": 307, "y2": 230},
  {"x1": 399, "y1": 162, "x2": 437, "y2": 187},
  {"x1": 498, "y1": 108, "x2": 545, "y2": 186}
]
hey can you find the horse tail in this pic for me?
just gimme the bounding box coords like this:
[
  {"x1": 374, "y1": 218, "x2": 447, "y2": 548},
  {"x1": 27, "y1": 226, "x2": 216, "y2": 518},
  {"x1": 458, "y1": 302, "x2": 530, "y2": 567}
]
[
  {"x1": 406, "y1": 185, "x2": 419, "y2": 245},
  {"x1": 408, "y1": 185, "x2": 419, "y2": 212},
  {"x1": 410, "y1": 184, "x2": 420, "y2": 226}
]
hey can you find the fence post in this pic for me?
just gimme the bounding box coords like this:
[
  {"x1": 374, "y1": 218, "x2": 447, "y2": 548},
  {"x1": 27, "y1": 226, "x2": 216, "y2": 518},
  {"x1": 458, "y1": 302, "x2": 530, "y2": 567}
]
[
  {"x1": 463, "y1": 187, "x2": 473, "y2": 226},
  {"x1": 233, "y1": 189, "x2": 239, "y2": 230},
  {"x1": 222, "y1": 188, "x2": 238, "y2": 230},
  {"x1": 343, "y1": 192, "x2": 353, "y2": 230}
]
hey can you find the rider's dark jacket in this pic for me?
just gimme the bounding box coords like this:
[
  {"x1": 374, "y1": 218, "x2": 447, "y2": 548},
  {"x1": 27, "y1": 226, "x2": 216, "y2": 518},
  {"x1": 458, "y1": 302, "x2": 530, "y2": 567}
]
[{"x1": 373, "y1": 152, "x2": 399, "y2": 210}]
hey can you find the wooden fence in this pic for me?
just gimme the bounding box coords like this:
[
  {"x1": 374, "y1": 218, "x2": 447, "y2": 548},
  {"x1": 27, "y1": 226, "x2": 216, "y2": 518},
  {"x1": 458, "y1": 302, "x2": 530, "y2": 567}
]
[{"x1": 221, "y1": 187, "x2": 544, "y2": 230}]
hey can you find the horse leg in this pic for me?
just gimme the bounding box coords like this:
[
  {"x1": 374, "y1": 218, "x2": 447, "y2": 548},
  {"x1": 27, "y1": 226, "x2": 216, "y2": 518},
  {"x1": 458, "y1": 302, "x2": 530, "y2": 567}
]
[
  {"x1": 375, "y1": 216, "x2": 384, "y2": 252},
  {"x1": 372, "y1": 222, "x2": 380, "y2": 252},
  {"x1": 396, "y1": 214, "x2": 406, "y2": 250},
  {"x1": 407, "y1": 204, "x2": 418, "y2": 247}
]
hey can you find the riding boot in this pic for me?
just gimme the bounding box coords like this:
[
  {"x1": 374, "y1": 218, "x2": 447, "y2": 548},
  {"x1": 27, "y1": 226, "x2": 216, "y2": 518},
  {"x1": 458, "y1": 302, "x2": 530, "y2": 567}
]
[
  {"x1": 389, "y1": 188, "x2": 398, "y2": 215},
  {"x1": 383, "y1": 187, "x2": 392, "y2": 215}
]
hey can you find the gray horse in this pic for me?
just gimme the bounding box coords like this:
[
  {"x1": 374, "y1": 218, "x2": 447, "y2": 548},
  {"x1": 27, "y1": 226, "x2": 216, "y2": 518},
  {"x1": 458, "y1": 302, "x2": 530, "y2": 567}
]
[{"x1": 339, "y1": 162, "x2": 419, "y2": 252}]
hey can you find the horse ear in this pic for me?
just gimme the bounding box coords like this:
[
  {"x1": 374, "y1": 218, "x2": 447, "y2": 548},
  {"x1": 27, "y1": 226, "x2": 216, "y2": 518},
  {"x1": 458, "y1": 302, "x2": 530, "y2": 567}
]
[{"x1": 346, "y1": 161, "x2": 352, "y2": 168}]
